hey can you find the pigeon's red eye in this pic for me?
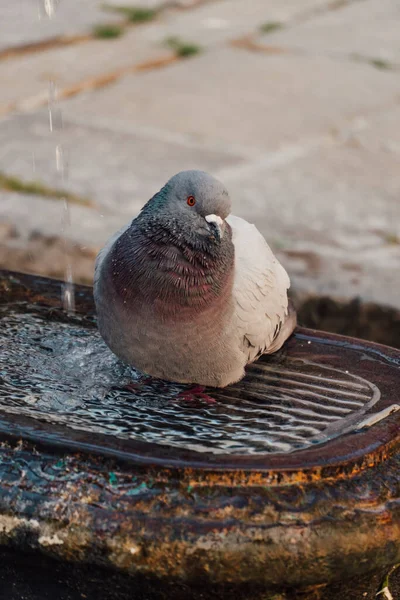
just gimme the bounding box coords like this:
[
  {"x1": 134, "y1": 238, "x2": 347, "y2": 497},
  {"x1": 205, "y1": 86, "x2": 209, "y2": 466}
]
[{"x1": 187, "y1": 195, "x2": 196, "y2": 207}]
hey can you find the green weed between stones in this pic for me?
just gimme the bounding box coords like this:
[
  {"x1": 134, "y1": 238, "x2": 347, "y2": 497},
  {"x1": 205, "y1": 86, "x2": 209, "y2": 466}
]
[
  {"x1": 101, "y1": 4, "x2": 157, "y2": 23},
  {"x1": 259, "y1": 21, "x2": 283, "y2": 34},
  {"x1": 0, "y1": 172, "x2": 93, "y2": 206},
  {"x1": 165, "y1": 36, "x2": 201, "y2": 58},
  {"x1": 369, "y1": 57, "x2": 392, "y2": 70},
  {"x1": 93, "y1": 23, "x2": 124, "y2": 39},
  {"x1": 383, "y1": 232, "x2": 400, "y2": 245}
]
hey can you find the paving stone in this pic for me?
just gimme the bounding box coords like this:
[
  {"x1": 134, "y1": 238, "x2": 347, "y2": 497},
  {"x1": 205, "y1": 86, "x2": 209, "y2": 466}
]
[
  {"x1": 0, "y1": 1, "x2": 123, "y2": 52},
  {"x1": 2, "y1": 103, "x2": 399, "y2": 308},
  {"x1": 0, "y1": 111, "x2": 245, "y2": 215},
  {"x1": 0, "y1": 0, "x2": 335, "y2": 56},
  {"x1": 0, "y1": 29, "x2": 171, "y2": 113},
  {"x1": 216, "y1": 124, "x2": 400, "y2": 308},
  {"x1": 1, "y1": 0, "x2": 399, "y2": 308},
  {"x1": 142, "y1": 0, "x2": 336, "y2": 48},
  {"x1": 103, "y1": 0, "x2": 214, "y2": 8},
  {"x1": 256, "y1": 0, "x2": 400, "y2": 66},
  {"x1": 345, "y1": 104, "x2": 400, "y2": 153},
  {"x1": 0, "y1": 0, "x2": 337, "y2": 114},
  {"x1": 60, "y1": 47, "x2": 400, "y2": 152},
  {"x1": 0, "y1": 188, "x2": 119, "y2": 280},
  {"x1": 0, "y1": 191, "x2": 121, "y2": 248}
]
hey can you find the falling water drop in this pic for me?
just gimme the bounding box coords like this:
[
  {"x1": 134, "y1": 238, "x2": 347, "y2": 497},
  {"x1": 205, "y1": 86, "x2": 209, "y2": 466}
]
[
  {"x1": 55, "y1": 143, "x2": 75, "y2": 314},
  {"x1": 47, "y1": 80, "x2": 56, "y2": 132},
  {"x1": 61, "y1": 198, "x2": 75, "y2": 314},
  {"x1": 39, "y1": 0, "x2": 60, "y2": 20},
  {"x1": 35, "y1": 2, "x2": 76, "y2": 341},
  {"x1": 45, "y1": 58, "x2": 75, "y2": 313},
  {"x1": 44, "y1": 0, "x2": 55, "y2": 18},
  {"x1": 55, "y1": 143, "x2": 66, "y2": 179}
]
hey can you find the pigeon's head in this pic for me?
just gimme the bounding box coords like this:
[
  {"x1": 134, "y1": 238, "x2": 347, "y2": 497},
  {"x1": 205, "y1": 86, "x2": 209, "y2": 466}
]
[{"x1": 141, "y1": 170, "x2": 231, "y2": 242}]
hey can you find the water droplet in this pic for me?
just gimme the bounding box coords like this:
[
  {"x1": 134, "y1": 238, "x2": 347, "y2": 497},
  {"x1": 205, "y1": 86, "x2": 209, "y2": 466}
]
[
  {"x1": 61, "y1": 199, "x2": 75, "y2": 315},
  {"x1": 55, "y1": 144, "x2": 68, "y2": 181},
  {"x1": 39, "y1": 0, "x2": 59, "y2": 19},
  {"x1": 47, "y1": 80, "x2": 57, "y2": 132},
  {"x1": 47, "y1": 75, "x2": 75, "y2": 314}
]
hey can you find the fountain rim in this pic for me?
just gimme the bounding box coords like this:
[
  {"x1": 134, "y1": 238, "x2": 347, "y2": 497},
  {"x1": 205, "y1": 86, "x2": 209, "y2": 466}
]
[{"x1": 0, "y1": 269, "x2": 399, "y2": 480}]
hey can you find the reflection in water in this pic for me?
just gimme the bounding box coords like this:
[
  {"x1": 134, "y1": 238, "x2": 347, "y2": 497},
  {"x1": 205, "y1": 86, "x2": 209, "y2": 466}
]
[{"x1": 0, "y1": 309, "x2": 380, "y2": 455}]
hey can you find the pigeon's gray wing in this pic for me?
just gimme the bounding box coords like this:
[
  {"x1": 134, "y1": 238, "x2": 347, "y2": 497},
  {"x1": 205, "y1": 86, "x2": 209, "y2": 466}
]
[
  {"x1": 94, "y1": 222, "x2": 131, "y2": 289},
  {"x1": 227, "y1": 214, "x2": 294, "y2": 363}
]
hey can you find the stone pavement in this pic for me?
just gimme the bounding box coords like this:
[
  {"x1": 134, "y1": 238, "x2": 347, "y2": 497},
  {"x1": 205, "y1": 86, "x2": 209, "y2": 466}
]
[{"x1": 0, "y1": 0, "x2": 399, "y2": 310}]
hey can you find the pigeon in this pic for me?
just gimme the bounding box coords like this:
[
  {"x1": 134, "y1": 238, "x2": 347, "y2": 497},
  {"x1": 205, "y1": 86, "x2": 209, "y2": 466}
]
[{"x1": 94, "y1": 170, "x2": 296, "y2": 388}]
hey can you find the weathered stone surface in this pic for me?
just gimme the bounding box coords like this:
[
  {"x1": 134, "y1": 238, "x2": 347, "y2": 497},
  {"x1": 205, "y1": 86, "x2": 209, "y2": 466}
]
[
  {"x1": 0, "y1": 1, "x2": 122, "y2": 52},
  {"x1": 145, "y1": 0, "x2": 336, "y2": 48},
  {"x1": 0, "y1": 190, "x2": 121, "y2": 284},
  {"x1": 59, "y1": 48, "x2": 400, "y2": 151},
  {"x1": 0, "y1": 32, "x2": 172, "y2": 113},
  {"x1": 0, "y1": 112, "x2": 244, "y2": 215},
  {"x1": 257, "y1": 0, "x2": 400, "y2": 66},
  {"x1": 0, "y1": 0, "x2": 399, "y2": 311},
  {"x1": 0, "y1": 190, "x2": 120, "y2": 245},
  {"x1": 219, "y1": 127, "x2": 400, "y2": 308},
  {"x1": 0, "y1": 0, "x2": 339, "y2": 114},
  {"x1": 0, "y1": 0, "x2": 337, "y2": 54}
]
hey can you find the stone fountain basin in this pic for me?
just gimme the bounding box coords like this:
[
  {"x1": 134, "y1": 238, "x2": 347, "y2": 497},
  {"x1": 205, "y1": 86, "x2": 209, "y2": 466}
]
[{"x1": 0, "y1": 269, "x2": 399, "y2": 596}]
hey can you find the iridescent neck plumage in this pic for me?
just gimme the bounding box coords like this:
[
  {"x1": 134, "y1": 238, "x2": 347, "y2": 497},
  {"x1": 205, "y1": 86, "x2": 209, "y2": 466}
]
[{"x1": 108, "y1": 221, "x2": 234, "y2": 316}]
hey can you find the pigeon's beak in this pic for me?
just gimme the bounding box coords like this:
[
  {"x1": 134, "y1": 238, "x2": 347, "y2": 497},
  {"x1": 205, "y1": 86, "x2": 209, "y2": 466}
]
[{"x1": 205, "y1": 214, "x2": 224, "y2": 241}]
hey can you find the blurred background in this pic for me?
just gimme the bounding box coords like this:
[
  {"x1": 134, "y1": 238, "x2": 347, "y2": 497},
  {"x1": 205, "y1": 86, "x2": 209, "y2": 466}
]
[{"x1": 0, "y1": 0, "x2": 399, "y2": 341}]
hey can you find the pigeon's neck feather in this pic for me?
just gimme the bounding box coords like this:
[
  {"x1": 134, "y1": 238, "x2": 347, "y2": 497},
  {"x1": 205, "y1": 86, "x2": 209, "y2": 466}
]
[{"x1": 109, "y1": 224, "x2": 234, "y2": 319}]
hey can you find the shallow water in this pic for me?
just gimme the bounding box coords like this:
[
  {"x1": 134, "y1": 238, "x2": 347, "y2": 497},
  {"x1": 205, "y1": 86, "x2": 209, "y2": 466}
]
[{"x1": 0, "y1": 307, "x2": 381, "y2": 455}]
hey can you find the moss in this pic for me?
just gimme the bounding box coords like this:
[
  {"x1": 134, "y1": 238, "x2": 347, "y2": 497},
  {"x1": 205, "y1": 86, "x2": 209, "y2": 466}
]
[
  {"x1": 369, "y1": 57, "x2": 391, "y2": 70},
  {"x1": 260, "y1": 21, "x2": 283, "y2": 34},
  {"x1": 165, "y1": 36, "x2": 201, "y2": 58},
  {"x1": 102, "y1": 4, "x2": 157, "y2": 23},
  {"x1": 0, "y1": 172, "x2": 93, "y2": 206},
  {"x1": 93, "y1": 24, "x2": 124, "y2": 39},
  {"x1": 351, "y1": 53, "x2": 393, "y2": 71},
  {"x1": 383, "y1": 232, "x2": 400, "y2": 245}
]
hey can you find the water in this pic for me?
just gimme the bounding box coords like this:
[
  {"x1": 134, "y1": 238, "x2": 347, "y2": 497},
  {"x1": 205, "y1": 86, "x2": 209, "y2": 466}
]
[
  {"x1": 0, "y1": 307, "x2": 381, "y2": 455},
  {"x1": 38, "y1": 0, "x2": 59, "y2": 20},
  {"x1": 47, "y1": 82, "x2": 75, "y2": 314},
  {"x1": 42, "y1": 0, "x2": 75, "y2": 315}
]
